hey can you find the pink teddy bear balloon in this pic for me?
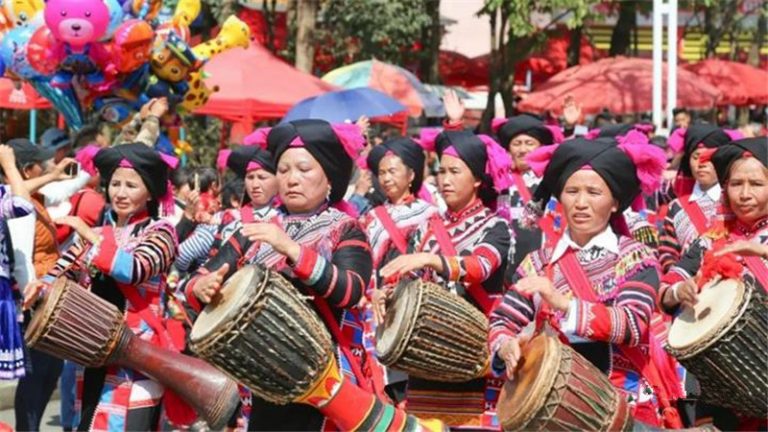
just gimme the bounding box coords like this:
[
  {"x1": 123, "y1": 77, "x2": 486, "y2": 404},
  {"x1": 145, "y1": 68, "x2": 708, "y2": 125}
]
[{"x1": 43, "y1": 0, "x2": 114, "y2": 88}]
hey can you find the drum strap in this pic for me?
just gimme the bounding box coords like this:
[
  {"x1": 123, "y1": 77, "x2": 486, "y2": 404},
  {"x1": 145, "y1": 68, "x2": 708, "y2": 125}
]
[
  {"x1": 743, "y1": 256, "x2": 768, "y2": 294},
  {"x1": 427, "y1": 216, "x2": 496, "y2": 316},
  {"x1": 678, "y1": 195, "x2": 711, "y2": 236},
  {"x1": 511, "y1": 172, "x2": 532, "y2": 204},
  {"x1": 556, "y1": 250, "x2": 684, "y2": 428},
  {"x1": 311, "y1": 297, "x2": 374, "y2": 394},
  {"x1": 373, "y1": 206, "x2": 408, "y2": 255}
]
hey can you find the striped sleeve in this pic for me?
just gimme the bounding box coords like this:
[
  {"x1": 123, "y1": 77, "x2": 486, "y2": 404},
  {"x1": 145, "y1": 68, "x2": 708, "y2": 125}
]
[
  {"x1": 88, "y1": 221, "x2": 177, "y2": 285},
  {"x1": 564, "y1": 266, "x2": 659, "y2": 346},
  {"x1": 488, "y1": 255, "x2": 539, "y2": 354},
  {"x1": 175, "y1": 223, "x2": 216, "y2": 272},
  {"x1": 0, "y1": 185, "x2": 33, "y2": 219},
  {"x1": 658, "y1": 200, "x2": 683, "y2": 273},
  {"x1": 43, "y1": 239, "x2": 87, "y2": 284},
  {"x1": 440, "y1": 219, "x2": 510, "y2": 285},
  {"x1": 292, "y1": 221, "x2": 372, "y2": 308}
]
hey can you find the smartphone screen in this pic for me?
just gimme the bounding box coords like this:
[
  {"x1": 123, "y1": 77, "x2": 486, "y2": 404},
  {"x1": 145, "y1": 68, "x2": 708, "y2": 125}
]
[{"x1": 65, "y1": 163, "x2": 78, "y2": 177}]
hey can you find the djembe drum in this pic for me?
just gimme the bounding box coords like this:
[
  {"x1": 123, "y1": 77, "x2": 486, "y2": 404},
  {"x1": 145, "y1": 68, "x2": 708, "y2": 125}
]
[
  {"x1": 190, "y1": 265, "x2": 445, "y2": 432},
  {"x1": 667, "y1": 277, "x2": 768, "y2": 418},
  {"x1": 25, "y1": 278, "x2": 239, "y2": 430},
  {"x1": 375, "y1": 279, "x2": 489, "y2": 382},
  {"x1": 497, "y1": 333, "x2": 632, "y2": 432}
]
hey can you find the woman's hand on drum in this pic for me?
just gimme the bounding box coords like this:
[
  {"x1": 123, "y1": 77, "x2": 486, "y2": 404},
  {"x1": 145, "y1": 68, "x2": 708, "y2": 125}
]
[
  {"x1": 372, "y1": 287, "x2": 393, "y2": 326},
  {"x1": 498, "y1": 336, "x2": 525, "y2": 378},
  {"x1": 22, "y1": 280, "x2": 48, "y2": 311},
  {"x1": 715, "y1": 240, "x2": 768, "y2": 259},
  {"x1": 241, "y1": 223, "x2": 301, "y2": 263},
  {"x1": 56, "y1": 216, "x2": 100, "y2": 245},
  {"x1": 669, "y1": 279, "x2": 699, "y2": 309},
  {"x1": 515, "y1": 276, "x2": 569, "y2": 313},
  {"x1": 379, "y1": 253, "x2": 441, "y2": 280},
  {"x1": 193, "y1": 264, "x2": 230, "y2": 304}
]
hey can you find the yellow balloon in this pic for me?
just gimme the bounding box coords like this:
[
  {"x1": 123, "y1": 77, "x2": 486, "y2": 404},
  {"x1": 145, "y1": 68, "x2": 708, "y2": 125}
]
[
  {"x1": 172, "y1": 0, "x2": 201, "y2": 28},
  {"x1": 3, "y1": 0, "x2": 43, "y2": 27},
  {"x1": 191, "y1": 15, "x2": 250, "y2": 61},
  {"x1": 179, "y1": 71, "x2": 219, "y2": 113}
]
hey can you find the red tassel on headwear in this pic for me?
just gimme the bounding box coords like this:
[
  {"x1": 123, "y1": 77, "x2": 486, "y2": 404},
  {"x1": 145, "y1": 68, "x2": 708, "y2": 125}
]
[
  {"x1": 697, "y1": 146, "x2": 718, "y2": 165},
  {"x1": 75, "y1": 144, "x2": 101, "y2": 176},
  {"x1": 244, "y1": 127, "x2": 271, "y2": 148},
  {"x1": 329, "y1": 123, "x2": 367, "y2": 168},
  {"x1": 417, "y1": 128, "x2": 441, "y2": 152},
  {"x1": 525, "y1": 143, "x2": 560, "y2": 177},
  {"x1": 617, "y1": 140, "x2": 666, "y2": 196},
  {"x1": 216, "y1": 149, "x2": 232, "y2": 171},
  {"x1": 159, "y1": 154, "x2": 177, "y2": 217},
  {"x1": 667, "y1": 128, "x2": 686, "y2": 153},
  {"x1": 476, "y1": 134, "x2": 513, "y2": 192},
  {"x1": 490, "y1": 118, "x2": 507, "y2": 133}
]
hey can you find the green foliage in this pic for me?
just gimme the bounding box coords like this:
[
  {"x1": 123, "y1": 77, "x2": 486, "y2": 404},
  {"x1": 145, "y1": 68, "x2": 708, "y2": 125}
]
[
  {"x1": 481, "y1": 0, "x2": 594, "y2": 37},
  {"x1": 310, "y1": 0, "x2": 433, "y2": 69},
  {"x1": 202, "y1": 0, "x2": 239, "y2": 24},
  {"x1": 182, "y1": 115, "x2": 224, "y2": 167}
]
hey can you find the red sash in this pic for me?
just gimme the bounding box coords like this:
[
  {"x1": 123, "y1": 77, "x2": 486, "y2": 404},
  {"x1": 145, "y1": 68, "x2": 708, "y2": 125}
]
[
  {"x1": 511, "y1": 172, "x2": 532, "y2": 203},
  {"x1": 744, "y1": 256, "x2": 768, "y2": 293},
  {"x1": 554, "y1": 250, "x2": 683, "y2": 428},
  {"x1": 678, "y1": 195, "x2": 711, "y2": 236},
  {"x1": 427, "y1": 216, "x2": 496, "y2": 315},
  {"x1": 373, "y1": 206, "x2": 408, "y2": 254}
]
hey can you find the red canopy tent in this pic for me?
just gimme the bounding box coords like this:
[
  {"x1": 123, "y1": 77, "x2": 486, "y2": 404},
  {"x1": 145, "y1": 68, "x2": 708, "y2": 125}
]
[
  {"x1": 517, "y1": 57, "x2": 723, "y2": 116},
  {"x1": 682, "y1": 59, "x2": 768, "y2": 106},
  {"x1": 195, "y1": 44, "x2": 337, "y2": 124},
  {"x1": 0, "y1": 78, "x2": 51, "y2": 110}
]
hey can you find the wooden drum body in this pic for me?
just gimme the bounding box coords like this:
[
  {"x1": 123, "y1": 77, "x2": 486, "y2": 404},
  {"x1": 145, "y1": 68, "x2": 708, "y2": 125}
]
[
  {"x1": 498, "y1": 334, "x2": 632, "y2": 432},
  {"x1": 25, "y1": 278, "x2": 239, "y2": 430},
  {"x1": 375, "y1": 280, "x2": 489, "y2": 382},
  {"x1": 667, "y1": 278, "x2": 768, "y2": 418}
]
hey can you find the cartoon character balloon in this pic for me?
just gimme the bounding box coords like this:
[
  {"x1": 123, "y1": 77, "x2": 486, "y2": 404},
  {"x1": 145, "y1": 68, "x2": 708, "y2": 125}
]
[
  {"x1": 191, "y1": 15, "x2": 250, "y2": 61},
  {"x1": 146, "y1": 31, "x2": 202, "y2": 105},
  {"x1": 43, "y1": 0, "x2": 113, "y2": 88},
  {"x1": 172, "y1": 0, "x2": 200, "y2": 28},
  {"x1": 100, "y1": 0, "x2": 126, "y2": 41},
  {"x1": 110, "y1": 19, "x2": 154, "y2": 74},
  {"x1": 2, "y1": 0, "x2": 44, "y2": 28},
  {"x1": 178, "y1": 70, "x2": 218, "y2": 113},
  {"x1": 0, "y1": 24, "x2": 41, "y2": 79}
]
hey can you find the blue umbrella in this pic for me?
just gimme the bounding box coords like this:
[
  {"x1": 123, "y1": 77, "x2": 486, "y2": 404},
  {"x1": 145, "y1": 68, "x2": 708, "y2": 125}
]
[{"x1": 282, "y1": 88, "x2": 407, "y2": 123}]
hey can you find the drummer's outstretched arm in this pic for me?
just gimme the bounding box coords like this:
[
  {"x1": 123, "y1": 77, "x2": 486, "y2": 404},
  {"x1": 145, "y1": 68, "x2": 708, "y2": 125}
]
[
  {"x1": 659, "y1": 237, "x2": 707, "y2": 314},
  {"x1": 438, "y1": 220, "x2": 510, "y2": 285},
  {"x1": 561, "y1": 266, "x2": 658, "y2": 347},
  {"x1": 488, "y1": 261, "x2": 537, "y2": 369},
  {"x1": 290, "y1": 221, "x2": 372, "y2": 309}
]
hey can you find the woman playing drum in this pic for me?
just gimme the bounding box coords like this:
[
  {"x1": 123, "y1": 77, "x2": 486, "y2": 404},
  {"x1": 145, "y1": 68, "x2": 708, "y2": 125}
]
[
  {"x1": 23, "y1": 143, "x2": 180, "y2": 431},
  {"x1": 175, "y1": 145, "x2": 279, "y2": 273},
  {"x1": 362, "y1": 137, "x2": 438, "y2": 402},
  {"x1": 180, "y1": 119, "x2": 375, "y2": 431},
  {"x1": 660, "y1": 137, "x2": 768, "y2": 430},
  {"x1": 488, "y1": 136, "x2": 674, "y2": 427},
  {"x1": 378, "y1": 129, "x2": 513, "y2": 430}
]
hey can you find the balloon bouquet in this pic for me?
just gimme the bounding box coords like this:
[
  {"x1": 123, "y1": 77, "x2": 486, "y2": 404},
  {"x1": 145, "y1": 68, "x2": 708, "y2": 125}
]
[{"x1": 0, "y1": 0, "x2": 251, "y2": 157}]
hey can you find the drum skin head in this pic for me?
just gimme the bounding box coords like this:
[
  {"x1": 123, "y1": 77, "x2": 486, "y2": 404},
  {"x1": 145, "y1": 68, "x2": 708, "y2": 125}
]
[
  {"x1": 190, "y1": 265, "x2": 260, "y2": 343},
  {"x1": 668, "y1": 278, "x2": 745, "y2": 354},
  {"x1": 497, "y1": 333, "x2": 561, "y2": 430},
  {"x1": 375, "y1": 282, "x2": 418, "y2": 361},
  {"x1": 25, "y1": 278, "x2": 68, "y2": 346}
]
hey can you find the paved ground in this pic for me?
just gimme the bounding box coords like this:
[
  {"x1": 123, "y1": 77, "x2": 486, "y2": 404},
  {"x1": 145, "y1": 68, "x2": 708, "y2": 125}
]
[{"x1": 0, "y1": 399, "x2": 61, "y2": 431}]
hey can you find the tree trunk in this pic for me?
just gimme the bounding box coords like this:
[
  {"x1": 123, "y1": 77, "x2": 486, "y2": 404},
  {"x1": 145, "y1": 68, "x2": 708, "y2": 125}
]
[
  {"x1": 748, "y1": 7, "x2": 766, "y2": 66},
  {"x1": 609, "y1": 0, "x2": 635, "y2": 56},
  {"x1": 567, "y1": 26, "x2": 582, "y2": 67},
  {"x1": 295, "y1": 0, "x2": 318, "y2": 73},
  {"x1": 480, "y1": 8, "x2": 500, "y2": 133},
  {"x1": 419, "y1": 0, "x2": 442, "y2": 84}
]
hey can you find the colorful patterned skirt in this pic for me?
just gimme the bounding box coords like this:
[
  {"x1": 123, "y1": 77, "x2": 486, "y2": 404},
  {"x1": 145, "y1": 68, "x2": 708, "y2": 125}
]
[{"x1": 0, "y1": 277, "x2": 25, "y2": 379}]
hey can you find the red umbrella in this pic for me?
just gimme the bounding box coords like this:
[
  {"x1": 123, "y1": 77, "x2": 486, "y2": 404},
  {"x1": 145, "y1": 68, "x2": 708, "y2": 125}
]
[
  {"x1": 518, "y1": 57, "x2": 723, "y2": 116},
  {"x1": 0, "y1": 78, "x2": 51, "y2": 110},
  {"x1": 682, "y1": 59, "x2": 768, "y2": 106},
  {"x1": 196, "y1": 44, "x2": 337, "y2": 122}
]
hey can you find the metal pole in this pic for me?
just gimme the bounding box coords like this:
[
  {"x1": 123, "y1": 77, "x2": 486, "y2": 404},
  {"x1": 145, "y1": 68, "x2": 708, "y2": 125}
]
[
  {"x1": 652, "y1": 0, "x2": 664, "y2": 130},
  {"x1": 29, "y1": 109, "x2": 37, "y2": 141},
  {"x1": 666, "y1": 0, "x2": 678, "y2": 129}
]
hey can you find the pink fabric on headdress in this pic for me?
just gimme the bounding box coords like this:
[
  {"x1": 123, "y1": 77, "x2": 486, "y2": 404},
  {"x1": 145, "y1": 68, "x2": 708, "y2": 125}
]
[
  {"x1": 417, "y1": 184, "x2": 434, "y2": 204},
  {"x1": 525, "y1": 144, "x2": 560, "y2": 177},
  {"x1": 545, "y1": 125, "x2": 565, "y2": 144},
  {"x1": 119, "y1": 158, "x2": 134, "y2": 168},
  {"x1": 160, "y1": 180, "x2": 175, "y2": 217},
  {"x1": 477, "y1": 134, "x2": 513, "y2": 192},
  {"x1": 216, "y1": 149, "x2": 232, "y2": 171},
  {"x1": 330, "y1": 123, "x2": 367, "y2": 169},
  {"x1": 334, "y1": 199, "x2": 359, "y2": 218},
  {"x1": 616, "y1": 129, "x2": 651, "y2": 147},
  {"x1": 584, "y1": 128, "x2": 602, "y2": 140},
  {"x1": 246, "y1": 161, "x2": 263, "y2": 172},
  {"x1": 75, "y1": 145, "x2": 100, "y2": 176},
  {"x1": 618, "y1": 140, "x2": 667, "y2": 197},
  {"x1": 159, "y1": 153, "x2": 179, "y2": 170},
  {"x1": 667, "y1": 128, "x2": 686, "y2": 153},
  {"x1": 491, "y1": 118, "x2": 508, "y2": 133},
  {"x1": 418, "y1": 128, "x2": 441, "y2": 152},
  {"x1": 288, "y1": 136, "x2": 304, "y2": 147},
  {"x1": 442, "y1": 146, "x2": 459, "y2": 158},
  {"x1": 724, "y1": 129, "x2": 744, "y2": 141},
  {"x1": 244, "y1": 127, "x2": 271, "y2": 148}
]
